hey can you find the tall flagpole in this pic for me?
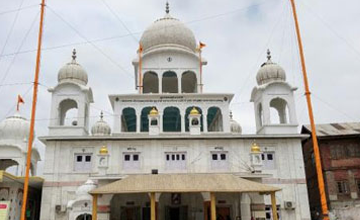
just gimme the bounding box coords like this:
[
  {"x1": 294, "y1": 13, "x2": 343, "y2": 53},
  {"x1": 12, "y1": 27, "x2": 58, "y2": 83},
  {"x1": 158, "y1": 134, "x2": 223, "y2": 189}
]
[
  {"x1": 289, "y1": 0, "x2": 329, "y2": 219},
  {"x1": 20, "y1": 0, "x2": 46, "y2": 219},
  {"x1": 199, "y1": 49, "x2": 203, "y2": 93}
]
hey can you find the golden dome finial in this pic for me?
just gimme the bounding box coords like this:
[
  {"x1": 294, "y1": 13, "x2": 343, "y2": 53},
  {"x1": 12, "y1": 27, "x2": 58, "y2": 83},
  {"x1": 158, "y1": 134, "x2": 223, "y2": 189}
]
[
  {"x1": 149, "y1": 107, "x2": 158, "y2": 116},
  {"x1": 190, "y1": 107, "x2": 199, "y2": 115},
  {"x1": 99, "y1": 146, "x2": 108, "y2": 154},
  {"x1": 251, "y1": 141, "x2": 261, "y2": 153}
]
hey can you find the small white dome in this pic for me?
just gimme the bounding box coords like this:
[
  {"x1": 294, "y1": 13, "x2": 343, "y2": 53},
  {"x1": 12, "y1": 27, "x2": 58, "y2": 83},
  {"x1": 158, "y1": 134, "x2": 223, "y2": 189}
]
[
  {"x1": 76, "y1": 179, "x2": 96, "y2": 200},
  {"x1": 140, "y1": 7, "x2": 196, "y2": 53},
  {"x1": 58, "y1": 49, "x2": 88, "y2": 86},
  {"x1": 256, "y1": 50, "x2": 286, "y2": 85},
  {"x1": 0, "y1": 112, "x2": 30, "y2": 140},
  {"x1": 91, "y1": 112, "x2": 111, "y2": 136},
  {"x1": 229, "y1": 112, "x2": 242, "y2": 134}
]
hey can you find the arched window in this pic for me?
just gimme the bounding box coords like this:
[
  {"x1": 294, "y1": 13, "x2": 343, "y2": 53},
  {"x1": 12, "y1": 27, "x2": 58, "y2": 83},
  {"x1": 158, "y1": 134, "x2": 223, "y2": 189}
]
[
  {"x1": 122, "y1": 108, "x2": 136, "y2": 132},
  {"x1": 143, "y1": 72, "x2": 159, "y2": 93},
  {"x1": 258, "y1": 103, "x2": 263, "y2": 126},
  {"x1": 0, "y1": 159, "x2": 19, "y2": 175},
  {"x1": 163, "y1": 107, "x2": 181, "y2": 132},
  {"x1": 76, "y1": 214, "x2": 92, "y2": 220},
  {"x1": 59, "y1": 99, "x2": 78, "y2": 126},
  {"x1": 207, "y1": 107, "x2": 223, "y2": 132},
  {"x1": 140, "y1": 107, "x2": 156, "y2": 132},
  {"x1": 269, "y1": 98, "x2": 289, "y2": 124},
  {"x1": 185, "y1": 106, "x2": 203, "y2": 131},
  {"x1": 162, "y1": 71, "x2": 178, "y2": 93},
  {"x1": 181, "y1": 71, "x2": 197, "y2": 93}
]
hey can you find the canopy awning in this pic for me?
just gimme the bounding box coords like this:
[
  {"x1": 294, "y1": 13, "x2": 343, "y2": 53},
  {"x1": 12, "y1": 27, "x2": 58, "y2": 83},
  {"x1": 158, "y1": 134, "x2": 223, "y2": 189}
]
[{"x1": 90, "y1": 173, "x2": 280, "y2": 195}]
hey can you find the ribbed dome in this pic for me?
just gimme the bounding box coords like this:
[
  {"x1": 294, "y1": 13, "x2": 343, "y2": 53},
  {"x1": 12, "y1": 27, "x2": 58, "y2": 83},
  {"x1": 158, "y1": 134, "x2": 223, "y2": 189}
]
[
  {"x1": 229, "y1": 112, "x2": 242, "y2": 134},
  {"x1": 0, "y1": 112, "x2": 30, "y2": 141},
  {"x1": 76, "y1": 179, "x2": 96, "y2": 200},
  {"x1": 140, "y1": 8, "x2": 196, "y2": 53},
  {"x1": 256, "y1": 50, "x2": 286, "y2": 85},
  {"x1": 58, "y1": 49, "x2": 88, "y2": 85},
  {"x1": 91, "y1": 112, "x2": 111, "y2": 136}
]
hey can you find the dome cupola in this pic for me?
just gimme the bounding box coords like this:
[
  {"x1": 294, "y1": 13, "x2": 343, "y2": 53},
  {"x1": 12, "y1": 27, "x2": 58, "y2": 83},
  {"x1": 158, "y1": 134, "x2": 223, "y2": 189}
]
[
  {"x1": 229, "y1": 112, "x2": 242, "y2": 133},
  {"x1": 75, "y1": 179, "x2": 96, "y2": 200},
  {"x1": 58, "y1": 49, "x2": 88, "y2": 85},
  {"x1": 91, "y1": 112, "x2": 111, "y2": 136},
  {"x1": 139, "y1": 2, "x2": 197, "y2": 53},
  {"x1": 256, "y1": 49, "x2": 286, "y2": 85},
  {"x1": 0, "y1": 111, "x2": 30, "y2": 141}
]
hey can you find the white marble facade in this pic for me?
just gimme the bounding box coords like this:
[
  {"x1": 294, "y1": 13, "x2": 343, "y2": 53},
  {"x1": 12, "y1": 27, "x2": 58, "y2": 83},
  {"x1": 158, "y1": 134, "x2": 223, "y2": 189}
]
[{"x1": 39, "y1": 5, "x2": 311, "y2": 220}]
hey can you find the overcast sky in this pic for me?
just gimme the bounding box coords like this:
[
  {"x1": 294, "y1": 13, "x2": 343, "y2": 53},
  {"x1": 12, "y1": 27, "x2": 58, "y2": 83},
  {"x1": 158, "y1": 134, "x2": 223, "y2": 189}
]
[{"x1": 0, "y1": 0, "x2": 359, "y2": 167}]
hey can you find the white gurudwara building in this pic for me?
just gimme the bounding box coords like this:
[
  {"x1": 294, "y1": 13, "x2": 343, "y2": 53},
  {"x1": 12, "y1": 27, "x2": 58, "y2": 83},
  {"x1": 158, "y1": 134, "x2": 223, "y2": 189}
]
[
  {"x1": 0, "y1": 111, "x2": 43, "y2": 220},
  {"x1": 39, "y1": 4, "x2": 311, "y2": 220}
]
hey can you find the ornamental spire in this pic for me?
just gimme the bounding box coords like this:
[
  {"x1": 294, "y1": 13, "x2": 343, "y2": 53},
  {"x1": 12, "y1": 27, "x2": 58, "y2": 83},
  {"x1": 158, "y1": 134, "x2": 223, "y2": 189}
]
[
  {"x1": 165, "y1": 1, "x2": 170, "y2": 14},
  {"x1": 72, "y1": 48, "x2": 77, "y2": 62},
  {"x1": 266, "y1": 49, "x2": 271, "y2": 61},
  {"x1": 100, "y1": 111, "x2": 104, "y2": 120}
]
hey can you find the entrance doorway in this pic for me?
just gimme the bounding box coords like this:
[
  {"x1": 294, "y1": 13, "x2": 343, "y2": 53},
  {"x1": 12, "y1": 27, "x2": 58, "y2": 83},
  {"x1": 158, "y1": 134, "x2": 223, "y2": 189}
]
[
  {"x1": 217, "y1": 207, "x2": 231, "y2": 220},
  {"x1": 120, "y1": 207, "x2": 141, "y2": 220},
  {"x1": 165, "y1": 206, "x2": 188, "y2": 220},
  {"x1": 205, "y1": 207, "x2": 231, "y2": 220},
  {"x1": 76, "y1": 214, "x2": 92, "y2": 220}
]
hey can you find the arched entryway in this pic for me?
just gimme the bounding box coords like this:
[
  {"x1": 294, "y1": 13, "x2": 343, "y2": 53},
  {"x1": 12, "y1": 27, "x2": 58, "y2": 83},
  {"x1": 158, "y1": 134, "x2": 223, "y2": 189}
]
[
  {"x1": 76, "y1": 214, "x2": 92, "y2": 220},
  {"x1": 162, "y1": 71, "x2": 178, "y2": 93},
  {"x1": 163, "y1": 107, "x2": 181, "y2": 132}
]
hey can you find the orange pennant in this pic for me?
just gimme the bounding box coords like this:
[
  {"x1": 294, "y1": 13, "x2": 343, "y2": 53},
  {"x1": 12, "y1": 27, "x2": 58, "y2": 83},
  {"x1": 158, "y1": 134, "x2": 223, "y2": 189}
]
[{"x1": 17, "y1": 95, "x2": 24, "y2": 111}]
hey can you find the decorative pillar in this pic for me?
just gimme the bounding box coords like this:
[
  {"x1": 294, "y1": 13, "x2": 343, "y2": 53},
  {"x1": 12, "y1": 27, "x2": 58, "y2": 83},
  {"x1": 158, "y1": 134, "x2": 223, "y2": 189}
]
[
  {"x1": 148, "y1": 108, "x2": 160, "y2": 135},
  {"x1": 178, "y1": 73, "x2": 182, "y2": 93},
  {"x1": 181, "y1": 114, "x2": 185, "y2": 133},
  {"x1": 92, "y1": 194, "x2": 98, "y2": 220},
  {"x1": 159, "y1": 111, "x2": 163, "y2": 133},
  {"x1": 250, "y1": 142, "x2": 263, "y2": 173},
  {"x1": 203, "y1": 111, "x2": 208, "y2": 133},
  {"x1": 98, "y1": 146, "x2": 109, "y2": 175},
  {"x1": 271, "y1": 192, "x2": 278, "y2": 220},
  {"x1": 159, "y1": 75, "x2": 163, "y2": 93},
  {"x1": 151, "y1": 192, "x2": 156, "y2": 220},
  {"x1": 188, "y1": 107, "x2": 201, "y2": 135},
  {"x1": 136, "y1": 112, "x2": 141, "y2": 133},
  {"x1": 210, "y1": 192, "x2": 216, "y2": 220}
]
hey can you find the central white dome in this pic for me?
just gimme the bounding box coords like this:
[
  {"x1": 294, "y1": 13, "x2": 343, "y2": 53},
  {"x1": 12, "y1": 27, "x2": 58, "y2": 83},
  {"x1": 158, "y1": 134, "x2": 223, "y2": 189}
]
[{"x1": 140, "y1": 13, "x2": 197, "y2": 53}]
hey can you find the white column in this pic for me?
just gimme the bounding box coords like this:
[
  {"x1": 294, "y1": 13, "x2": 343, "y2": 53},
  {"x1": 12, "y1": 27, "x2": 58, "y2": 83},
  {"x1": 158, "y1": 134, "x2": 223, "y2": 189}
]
[
  {"x1": 181, "y1": 114, "x2": 185, "y2": 133},
  {"x1": 159, "y1": 74, "x2": 163, "y2": 93},
  {"x1": 136, "y1": 113, "x2": 141, "y2": 133},
  {"x1": 203, "y1": 109, "x2": 208, "y2": 133},
  {"x1": 159, "y1": 111, "x2": 163, "y2": 133},
  {"x1": 178, "y1": 73, "x2": 182, "y2": 93}
]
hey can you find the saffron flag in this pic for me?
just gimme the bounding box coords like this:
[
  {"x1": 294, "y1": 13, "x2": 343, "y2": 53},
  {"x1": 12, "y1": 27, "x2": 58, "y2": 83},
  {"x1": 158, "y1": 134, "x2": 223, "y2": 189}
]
[
  {"x1": 17, "y1": 95, "x2": 24, "y2": 111},
  {"x1": 199, "y1": 41, "x2": 206, "y2": 49},
  {"x1": 138, "y1": 43, "x2": 143, "y2": 53}
]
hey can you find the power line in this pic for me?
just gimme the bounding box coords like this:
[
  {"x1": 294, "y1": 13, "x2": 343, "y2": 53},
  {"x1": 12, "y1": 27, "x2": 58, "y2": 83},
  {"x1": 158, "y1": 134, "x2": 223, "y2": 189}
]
[
  {"x1": 299, "y1": 1, "x2": 360, "y2": 62},
  {"x1": 233, "y1": 0, "x2": 288, "y2": 103},
  {"x1": 100, "y1": 0, "x2": 139, "y2": 43},
  {"x1": 312, "y1": 93, "x2": 359, "y2": 122},
  {"x1": 0, "y1": 82, "x2": 33, "y2": 87},
  {"x1": 0, "y1": 0, "x2": 26, "y2": 63},
  {"x1": 0, "y1": 11, "x2": 40, "y2": 94},
  {"x1": 46, "y1": 6, "x2": 134, "y2": 80},
  {"x1": 0, "y1": 4, "x2": 38, "y2": 16},
  {"x1": 0, "y1": 0, "x2": 275, "y2": 59}
]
